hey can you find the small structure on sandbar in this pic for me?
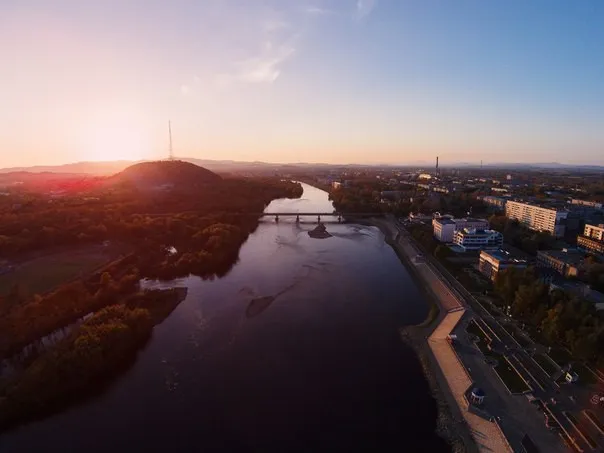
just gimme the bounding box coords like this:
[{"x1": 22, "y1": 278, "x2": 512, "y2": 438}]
[{"x1": 308, "y1": 223, "x2": 332, "y2": 239}]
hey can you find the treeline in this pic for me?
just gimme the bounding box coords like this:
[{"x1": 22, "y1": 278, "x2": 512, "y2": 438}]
[
  {"x1": 0, "y1": 288, "x2": 187, "y2": 431},
  {"x1": 488, "y1": 215, "x2": 555, "y2": 255},
  {"x1": 494, "y1": 267, "x2": 604, "y2": 364},
  {"x1": 328, "y1": 181, "x2": 485, "y2": 217},
  {"x1": 329, "y1": 181, "x2": 384, "y2": 213},
  {"x1": 0, "y1": 178, "x2": 302, "y2": 256}
]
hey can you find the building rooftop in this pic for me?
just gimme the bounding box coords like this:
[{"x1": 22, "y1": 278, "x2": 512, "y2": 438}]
[
  {"x1": 481, "y1": 248, "x2": 528, "y2": 263},
  {"x1": 458, "y1": 228, "x2": 499, "y2": 236},
  {"x1": 434, "y1": 217, "x2": 455, "y2": 225},
  {"x1": 538, "y1": 249, "x2": 587, "y2": 266}
]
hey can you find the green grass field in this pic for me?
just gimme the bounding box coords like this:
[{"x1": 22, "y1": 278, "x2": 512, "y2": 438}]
[
  {"x1": 0, "y1": 248, "x2": 113, "y2": 298},
  {"x1": 494, "y1": 357, "x2": 530, "y2": 394}
]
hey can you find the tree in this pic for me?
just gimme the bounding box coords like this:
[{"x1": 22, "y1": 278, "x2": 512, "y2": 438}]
[{"x1": 434, "y1": 245, "x2": 451, "y2": 261}]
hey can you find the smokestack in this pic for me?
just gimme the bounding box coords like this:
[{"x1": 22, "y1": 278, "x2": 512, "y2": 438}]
[{"x1": 436, "y1": 156, "x2": 439, "y2": 172}]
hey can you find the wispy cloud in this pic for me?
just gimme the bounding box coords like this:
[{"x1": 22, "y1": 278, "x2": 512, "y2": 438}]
[
  {"x1": 216, "y1": 14, "x2": 297, "y2": 85},
  {"x1": 304, "y1": 6, "x2": 336, "y2": 16},
  {"x1": 180, "y1": 84, "x2": 190, "y2": 96},
  {"x1": 355, "y1": 0, "x2": 377, "y2": 20},
  {"x1": 237, "y1": 44, "x2": 295, "y2": 83}
]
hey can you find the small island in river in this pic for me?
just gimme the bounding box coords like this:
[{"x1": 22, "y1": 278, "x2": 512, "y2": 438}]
[{"x1": 308, "y1": 223, "x2": 332, "y2": 239}]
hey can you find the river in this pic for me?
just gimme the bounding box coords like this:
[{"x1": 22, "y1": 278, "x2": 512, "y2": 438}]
[{"x1": 0, "y1": 183, "x2": 450, "y2": 452}]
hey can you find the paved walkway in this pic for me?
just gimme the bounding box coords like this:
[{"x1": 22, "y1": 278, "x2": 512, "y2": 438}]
[
  {"x1": 383, "y1": 222, "x2": 513, "y2": 453},
  {"x1": 428, "y1": 312, "x2": 513, "y2": 453}
]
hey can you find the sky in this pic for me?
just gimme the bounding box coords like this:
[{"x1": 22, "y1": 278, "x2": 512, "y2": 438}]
[{"x1": 1, "y1": 0, "x2": 603, "y2": 168}]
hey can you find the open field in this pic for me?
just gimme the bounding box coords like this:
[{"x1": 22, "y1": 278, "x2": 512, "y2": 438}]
[{"x1": 0, "y1": 246, "x2": 117, "y2": 298}]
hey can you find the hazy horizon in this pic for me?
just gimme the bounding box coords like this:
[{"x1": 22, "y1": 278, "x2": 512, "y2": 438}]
[{"x1": 2, "y1": 0, "x2": 603, "y2": 167}]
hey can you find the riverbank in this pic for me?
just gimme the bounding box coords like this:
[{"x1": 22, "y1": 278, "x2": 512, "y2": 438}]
[
  {"x1": 365, "y1": 218, "x2": 518, "y2": 453},
  {"x1": 0, "y1": 287, "x2": 188, "y2": 432},
  {"x1": 356, "y1": 218, "x2": 470, "y2": 452}
]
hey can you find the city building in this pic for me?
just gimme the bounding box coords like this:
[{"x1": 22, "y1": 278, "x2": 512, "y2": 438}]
[
  {"x1": 577, "y1": 235, "x2": 604, "y2": 256},
  {"x1": 478, "y1": 195, "x2": 507, "y2": 211},
  {"x1": 584, "y1": 224, "x2": 604, "y2": 241},
  {"x1": 453, "y1": 228, "x2": 503, "y2": 252},
  {"x1": 478, "y1": 249, "x2": 529, "y2": 281},
  {"x1": 491, "y1": 187, "x2": 509, "y2": 194},
  {"x1": 549, "y1": 280, "x2": 604, "y2": 306},
  {"x1": 536, "y1": 249, "x2": 586, "y2": 278},
  {"x1": 432, "y1": 217, "x2": 489, "y2": 243},
  {"x1": 433, "y1": 218, "x2": 456, "y2": 242},
  {"x1": 331, "y1": 181, "x2": 342, "y2": 189},
  {"x1": 505, "y1": 200, "x2": 568, "y2": 237},
  {"x1": 408, "y1": 212, "x2": 433, "y2": 223},
  {"x1": 570, "y1": 199, "x2": 603, "y2": 210},
  {"x1": 418, "y1": 173, "x2": 432, "y2": 180}
]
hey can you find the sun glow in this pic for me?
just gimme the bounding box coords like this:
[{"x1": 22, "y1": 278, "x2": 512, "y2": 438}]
[{"x1": 78, "y1": 107, "x2": 152, "y2": 162}]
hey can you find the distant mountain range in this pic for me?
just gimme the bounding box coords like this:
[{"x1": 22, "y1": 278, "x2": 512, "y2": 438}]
[{"x1": 1, "y1": 158, "x2": 603, "y2": 174}]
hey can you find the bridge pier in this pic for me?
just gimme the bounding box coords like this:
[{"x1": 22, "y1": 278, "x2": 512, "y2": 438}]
[
  {"x1": 275, "y1": 215, "x2": 279, "y2": 223},
  {"x1": 338, "y1": 215, "x2": 342, "y2": 223},
  {"x1": 317, "y1": 215, "x2": 321, "y2": 224},
  {"x1": 296, "y1": 215, "x2": 300, "y2": 223}
]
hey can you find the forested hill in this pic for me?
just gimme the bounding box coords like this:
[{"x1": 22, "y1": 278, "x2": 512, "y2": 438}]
[
  {"x1": 0, "y1": 174, "x2": 303, "y2": 258},
  {"x1": 108, "y1": 160, "x2": 222, "y2": 189}
]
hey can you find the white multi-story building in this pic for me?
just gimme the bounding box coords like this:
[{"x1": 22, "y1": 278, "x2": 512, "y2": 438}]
[
  {"x1": 433, "y1": 218, "x2": 457, "y2": 242},
  {"x1": 505, "y1": 201, "x2": 568, "y2": 237},
  {"x1": 584, "y1": 224, "x2": 604, "y2": 241},
  {"x1": 433, "y1": 217, "x2": 489, "y2": 243},
  {"x1": 453, "y1": 229, "x2": 503, "y2": 251}
]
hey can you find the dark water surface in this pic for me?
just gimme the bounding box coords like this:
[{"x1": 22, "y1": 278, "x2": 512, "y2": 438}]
[{"x1": 0, "y1": 184, "x2": 449, "y2": 452}]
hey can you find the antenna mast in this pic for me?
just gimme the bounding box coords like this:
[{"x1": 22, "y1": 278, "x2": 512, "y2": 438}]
[{"x1": 168, "y1": 121, "x2": 174, "y2": 161}]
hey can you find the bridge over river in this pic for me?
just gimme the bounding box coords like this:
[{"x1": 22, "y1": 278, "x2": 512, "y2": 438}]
[{"x1": 258, "y1": 212, "x2": 383, "y2": 223}]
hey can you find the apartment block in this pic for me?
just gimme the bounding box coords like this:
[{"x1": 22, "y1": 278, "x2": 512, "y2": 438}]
[
  {"x1": 577, "y1": 235, "x2": 604, "y2": 256},
  {"x1": 478, "y1": 195, "x2": 507, "y2": 211},
  {"x1": 505, "y1": 200, "x2": 568, "y2": 237},
  {"x1": 584, "y1": 224, "x2": 604, "y2": 241}
]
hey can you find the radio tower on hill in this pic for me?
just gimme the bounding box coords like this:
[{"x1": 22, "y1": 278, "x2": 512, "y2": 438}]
[{"x1": 168, "y1": 120, "x2": 174, "y2": 161}]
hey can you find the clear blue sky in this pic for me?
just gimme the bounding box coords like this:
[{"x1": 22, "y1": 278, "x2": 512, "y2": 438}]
[{"x1": 1, "y1": 0, "x2": 603, "y2": 167}]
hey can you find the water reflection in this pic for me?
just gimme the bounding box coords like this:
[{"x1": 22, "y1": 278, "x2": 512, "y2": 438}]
[{"x1": 0, "y1": 183, "x2": 449, "y2": 453}]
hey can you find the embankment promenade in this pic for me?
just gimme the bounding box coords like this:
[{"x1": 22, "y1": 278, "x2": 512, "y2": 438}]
[{"x1": 366, "y1": 218, "x2": 513, "y2": 453}]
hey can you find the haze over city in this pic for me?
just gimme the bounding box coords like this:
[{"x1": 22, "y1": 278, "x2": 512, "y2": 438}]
[{"x1": 1, "y1": 0, "x2": 603, "y2": 168}]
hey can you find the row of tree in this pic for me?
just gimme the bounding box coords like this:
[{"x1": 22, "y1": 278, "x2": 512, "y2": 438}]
[{"x1": 494, "y1": 267, "x2": 604, "y2": 363}]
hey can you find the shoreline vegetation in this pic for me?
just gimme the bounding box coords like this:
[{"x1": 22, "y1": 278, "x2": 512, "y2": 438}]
[
  {"x1": 0, "y1": 165, "x2": 303, "y2": 431},
  {"x1": 0, "y1": 288, "x2": 187, "y2": 432},
  {"x1": 356, "y1": 217, "x2": 468, "y2": 452}
]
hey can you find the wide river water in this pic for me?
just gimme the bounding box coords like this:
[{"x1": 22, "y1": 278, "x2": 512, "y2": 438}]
[{"x1": 0, "y1": 183, "x2": 450, "y2": 452}]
